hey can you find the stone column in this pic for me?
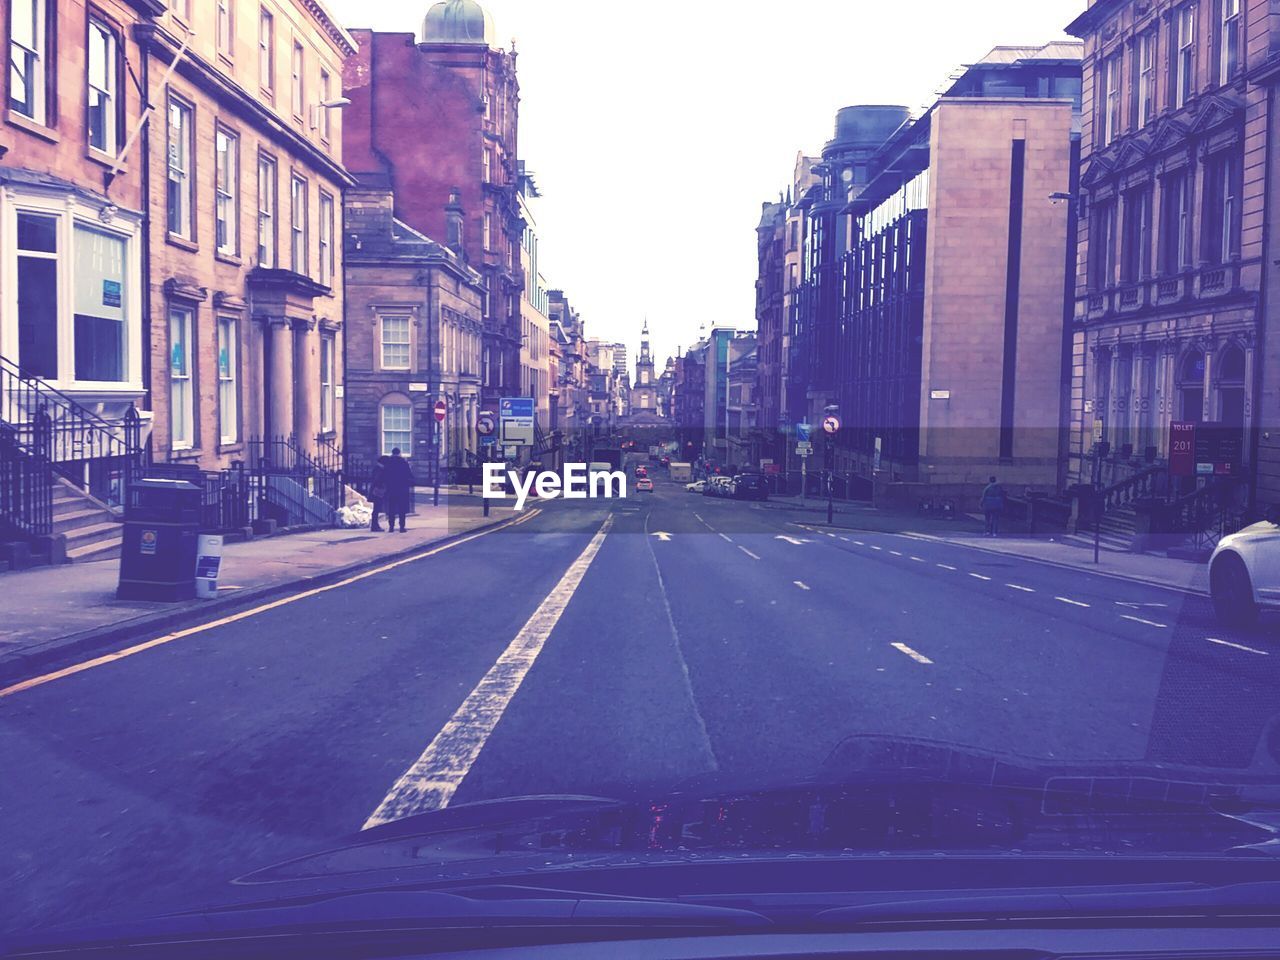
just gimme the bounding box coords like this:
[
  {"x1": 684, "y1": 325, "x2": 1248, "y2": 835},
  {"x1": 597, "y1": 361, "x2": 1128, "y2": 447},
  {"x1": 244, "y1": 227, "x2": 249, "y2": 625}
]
[
  {"x1": 1244, "y1": 334, "x2": 1256, "y2": 465},
  {"x1": 293, "y1": 317, "x2": 319, "y2": 451},
  {"x1": 266, "y1": 318, "x2": 294, "y2": 441},
  {"x1": 1201, "y1": 343, "x2": 1215, "y2": 422},
  {"x1": 1132, "y1": 344, "x2": 1151, "y2": 455}
]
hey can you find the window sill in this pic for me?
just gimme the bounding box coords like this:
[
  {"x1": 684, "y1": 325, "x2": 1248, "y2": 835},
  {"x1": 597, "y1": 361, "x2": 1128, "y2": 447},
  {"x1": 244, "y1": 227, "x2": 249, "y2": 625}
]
[
  {"x1": 218, "y1": 441, "x2": 243, "y2": 455},
  {"x1": 5, "y1": 110, "x2": 59, "y2": 143},
  {"x1": 167, "y1": 233, "x2": 199, "y2": 253},
  {"x1": 169, "y1": 447, "x2": 201, "y2": 461},
  {"x1": 86, "y1": 146, "x2": 125, "y2": 172},
  {"x1": 218, "y1": 52, "x2": 235, "y2": 70},
  {"x1": 215, "y1": 250, "x2": 243, "y2": 266}
]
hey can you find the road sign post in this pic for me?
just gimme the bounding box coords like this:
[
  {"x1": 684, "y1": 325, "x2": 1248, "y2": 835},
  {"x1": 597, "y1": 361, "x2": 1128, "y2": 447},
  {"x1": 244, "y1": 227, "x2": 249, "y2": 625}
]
[
  {"x1": 432, "y1": 399, "x2": 446, "y2": 507},
  {"x1": 822, "y1": 415, "x2": 841, "y2": 526}
]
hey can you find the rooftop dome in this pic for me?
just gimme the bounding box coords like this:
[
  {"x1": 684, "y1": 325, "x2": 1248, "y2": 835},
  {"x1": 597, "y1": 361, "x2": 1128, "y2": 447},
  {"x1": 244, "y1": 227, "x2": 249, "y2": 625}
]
[{"x1": 422, "y1": 0, "x2": 493, "y2": 46}]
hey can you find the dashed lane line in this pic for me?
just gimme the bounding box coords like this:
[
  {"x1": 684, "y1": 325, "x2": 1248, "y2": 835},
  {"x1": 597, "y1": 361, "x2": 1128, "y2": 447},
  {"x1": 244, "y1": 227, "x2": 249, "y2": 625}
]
[
  {"x1": 718, "y1": 533, "x2": 734, "y2": 543},
  {"x1": 870, "y1": 545, "x2": 883, "y2": 552},
  {"x1": 363, "y1": 514, "x2": 613, "y2": 828},
  {"x1": 910, "y1": 556, "x2": 926, "y2": 563},
  {"x1": 1120, "y1": 614, "x2": 1168, "y2": 629},
  {"x1": 1055, "y1": 597, "x2": 1091, "y2": 608},
  {"x1": 969, "y1": 573, "x2": 992, "y2": 581},
  {"x1": 739, "y1": 546, "x2": 762, "y2": 561},
  {"x1": 1208, "y1": 637, "x2": 1269, "y2": 656},
  {"x1": 1006, "y1": 583, "x2": 1035, "y2": 593},
  {"x1": 936, "y1": 563, "x2": 957, "y2": 571},
  {"x1": 793, "y1": 580, "x2": 811, "y2": 591},
  {"x1": 889, "y1": 550, "x2": 904, "y2": 557},
  {"x1": 891, "y1": 642, "x2": 934, "y2": 665},
  {"x1": 0, "y1": 508, "x2": 543, "y2": 700}
]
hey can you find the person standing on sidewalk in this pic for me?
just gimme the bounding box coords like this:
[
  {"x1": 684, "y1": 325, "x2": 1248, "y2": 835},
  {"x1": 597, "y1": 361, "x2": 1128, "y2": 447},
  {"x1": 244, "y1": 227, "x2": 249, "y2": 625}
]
[
  {"x1": 981, "y1": 475, "x2": 1007, "y2": 538},
  {"x1": 369, "y1": 455, "x2": 391, "y2": 532},
  {"x1": 383, "y1": 448, "x2": 415, "y2": 533}
]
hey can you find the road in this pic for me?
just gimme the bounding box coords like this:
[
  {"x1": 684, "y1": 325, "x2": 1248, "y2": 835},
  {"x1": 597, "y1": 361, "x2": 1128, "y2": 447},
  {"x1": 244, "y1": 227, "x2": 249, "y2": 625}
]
[{"x1": 3, "y1": 471, "x2": 1278, "y2": 933}]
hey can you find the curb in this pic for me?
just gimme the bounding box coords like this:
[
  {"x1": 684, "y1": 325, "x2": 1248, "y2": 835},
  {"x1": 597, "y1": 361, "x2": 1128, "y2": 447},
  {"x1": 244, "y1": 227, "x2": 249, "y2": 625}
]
[{"x1": 0, "y1": 511, "x2": 523, "y2": 687}]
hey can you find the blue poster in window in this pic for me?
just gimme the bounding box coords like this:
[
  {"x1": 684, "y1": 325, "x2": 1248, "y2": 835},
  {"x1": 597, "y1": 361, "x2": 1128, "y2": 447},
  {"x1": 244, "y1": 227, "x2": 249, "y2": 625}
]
[
  {"x1": 171, "y1": 344, "x2": 184, "y2": 373},
  {"x1": 102, "y1": 279, "x2": 122, "y2": 308}
]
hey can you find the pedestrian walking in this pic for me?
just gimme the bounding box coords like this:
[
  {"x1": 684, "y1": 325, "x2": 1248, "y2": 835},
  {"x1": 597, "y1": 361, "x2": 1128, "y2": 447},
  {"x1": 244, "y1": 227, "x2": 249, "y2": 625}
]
[
  {"x1": 383, "y1": 447, "x2": 415, "y2": 533},
  {"x1": 368, "y1": 455, "x2": 391, "y2": 532},
  {"x1": 981, "y1": 475, "x2": 1007, "y2": 538}
]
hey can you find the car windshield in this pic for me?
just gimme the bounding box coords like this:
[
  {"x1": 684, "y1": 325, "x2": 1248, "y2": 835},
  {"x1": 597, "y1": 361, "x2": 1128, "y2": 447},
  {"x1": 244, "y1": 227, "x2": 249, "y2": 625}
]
[{"x1": 3, "y1": 0, "x2": 1279, "y2": 948}]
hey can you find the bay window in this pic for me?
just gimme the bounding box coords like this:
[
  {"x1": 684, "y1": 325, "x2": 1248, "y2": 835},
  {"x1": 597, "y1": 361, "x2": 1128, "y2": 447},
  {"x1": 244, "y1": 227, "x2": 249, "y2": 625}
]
[
  {"x1": 9, "y1": 0, "x2": 48, "y2": 124},
  {"x1": 217, "y1": 316, "x2": 239, "y2": 444},
  {"x1": 169, "y1": 307, "x2": 194, "y2": 449},
  {"x1": 87, "y1": 18, "x2": 119, "y2": 154},
  {"x1": 290, "y1": 175, "x2": 308, "y2": 275},
  {"x1": 215, "y1": 128, "x2": 239, "y2": 256},
  {"x1": 257, "y1": 153, "x2": 277, "y2": 267},
  {"x1": 167, "y1": 97, "x2": 195, "y2": 240}
]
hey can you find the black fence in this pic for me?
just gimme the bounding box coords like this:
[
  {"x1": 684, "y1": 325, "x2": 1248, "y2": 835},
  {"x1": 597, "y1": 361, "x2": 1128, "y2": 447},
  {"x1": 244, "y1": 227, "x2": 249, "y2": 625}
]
[{"x1": 0, "y1": 417, "x2": 53, "y2": 538}]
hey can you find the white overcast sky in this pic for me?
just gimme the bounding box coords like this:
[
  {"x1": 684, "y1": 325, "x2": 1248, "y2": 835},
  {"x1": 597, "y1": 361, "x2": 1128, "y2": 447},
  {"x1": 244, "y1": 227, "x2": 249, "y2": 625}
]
[{"x1": 327, "y1": 0, "x2": 1084, "y2": 368}]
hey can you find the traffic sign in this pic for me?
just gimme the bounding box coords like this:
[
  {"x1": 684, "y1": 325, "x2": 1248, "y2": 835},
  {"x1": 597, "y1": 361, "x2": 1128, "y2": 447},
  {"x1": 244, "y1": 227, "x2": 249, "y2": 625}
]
[
  {"x1": 434, "y1": 398, "x2": 447, "y2": 423},
  {"x1": 796, "y1": 442, "x2": 813, "y2": 457},
  {"x1": 822, "y1": 415, "x2": 841, "y2": 435},
  {"x1": 796, "y1": 423, "x2": 813, "y2": 442},
  {"x1": 500, "y1": 397, "x2": 535, "y2": 446},
  {"x1": 477, "y1": 411, "x2": 496, "y2": 436}
]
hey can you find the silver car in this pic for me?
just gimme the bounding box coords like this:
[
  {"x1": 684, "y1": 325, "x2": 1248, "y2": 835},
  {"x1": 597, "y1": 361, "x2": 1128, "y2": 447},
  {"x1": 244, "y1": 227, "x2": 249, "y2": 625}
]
[{"x1": 1209, "y1": 521, "x2": 1280, "y2": 627}]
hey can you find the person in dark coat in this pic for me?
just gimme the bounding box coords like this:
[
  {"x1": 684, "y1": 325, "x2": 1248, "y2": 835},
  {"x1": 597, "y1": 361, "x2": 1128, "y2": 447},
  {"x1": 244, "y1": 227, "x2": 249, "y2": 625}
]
[
  {"x1": 369, "y1": 455, "x2": 391, "y2": 532},
  {"x1": 980, "y1": 475, "x2": 1007, "y2": 538},
  {"x1": 382, "y1": 447, "x2": 415, "y2": 533}
]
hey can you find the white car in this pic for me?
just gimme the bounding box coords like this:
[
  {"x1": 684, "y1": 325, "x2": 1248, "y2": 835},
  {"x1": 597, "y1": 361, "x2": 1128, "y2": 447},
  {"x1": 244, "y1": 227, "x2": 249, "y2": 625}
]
[
  {"x1": 686, "y1": 480, "x2": 706, "y2": 493},
  {"x1": 1209, "y1": 521, "x2": 1280, "y2": 627}
]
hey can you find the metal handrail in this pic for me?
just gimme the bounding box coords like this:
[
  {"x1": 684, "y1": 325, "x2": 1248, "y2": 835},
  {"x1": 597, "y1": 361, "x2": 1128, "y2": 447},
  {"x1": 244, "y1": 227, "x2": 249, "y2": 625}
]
[{"x1": 1099, "y1": 463, "x2": 1164, "y2": 512}]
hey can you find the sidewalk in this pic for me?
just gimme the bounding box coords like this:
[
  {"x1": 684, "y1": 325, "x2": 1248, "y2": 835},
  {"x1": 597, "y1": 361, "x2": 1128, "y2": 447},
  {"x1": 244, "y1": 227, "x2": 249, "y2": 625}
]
[{"x1": 0, "y1": 491, "x2": 524, "y2": 681}]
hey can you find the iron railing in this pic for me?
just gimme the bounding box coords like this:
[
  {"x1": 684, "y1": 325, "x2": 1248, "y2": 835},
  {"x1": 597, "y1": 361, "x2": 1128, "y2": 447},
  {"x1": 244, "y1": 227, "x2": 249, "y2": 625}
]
[
  {"x1": 1099, "y1": 463, "x2": 1164, "y2": 513},
  {"x1": 247, "y1": 436, "x2": 344, "y2": 510},
  {"x1": 0, "y1": 414, "x2": 53, "y2": 537},
  {"x1": 1167, "y1": 481, "x2": 1247, "y2": 550}
]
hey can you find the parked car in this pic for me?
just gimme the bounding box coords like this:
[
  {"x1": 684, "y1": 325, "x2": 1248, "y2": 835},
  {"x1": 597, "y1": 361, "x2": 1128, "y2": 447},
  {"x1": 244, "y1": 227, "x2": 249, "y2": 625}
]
[
  {"x1": 1209, "y1": 520, "x2": 1280, "y2": 627},
  {"x1": 686, "y1": 480, "x2": 706, "y2": 493},
  {"x1": 704, "y1": 476, "x2": 733, "y2": 498},
  {"x1": 635, "y1": 478, "x2": 654, "y2": 493},
  {"x1": 731, "y1": 474, "x2": 768, "y2": 501}
]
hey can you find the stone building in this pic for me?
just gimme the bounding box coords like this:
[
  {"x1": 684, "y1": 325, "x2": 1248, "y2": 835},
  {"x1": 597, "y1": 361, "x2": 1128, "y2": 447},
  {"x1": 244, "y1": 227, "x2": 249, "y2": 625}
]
[
  {"x1": 754, "y1": 199, "x2": 787, "y2": 455},
  {"x1": 142, "y1": 0, "x2": 355, "y2": 468},
  {"x1": 343, "y1": 0, "x2": 523, "y2": 414},
  {"x1": 343, "y1": 184, "x2": 484, "y2": 481},
  {"x1": 629, "y1": 320, "x2": 660, "y2": 418},
  {"x1": 517, "y1": 168, "x2": 551, "y2": 438},
  {"x1": 1067, "y1": 0, "x2": 1268, "y2": 507},
  {"x1": 834, "y1": 44, "x2": 1083, "y2": 499}
]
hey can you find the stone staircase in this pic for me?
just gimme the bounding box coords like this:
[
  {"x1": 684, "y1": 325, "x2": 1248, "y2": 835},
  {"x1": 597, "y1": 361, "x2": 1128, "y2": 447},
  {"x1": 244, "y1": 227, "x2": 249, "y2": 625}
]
[
  {"x1": 51, "y1": 478, "x2": 123, "y2": 563},
  {"x1": 1061, "y1": 503, "x2": 1139, "y2": 553}
]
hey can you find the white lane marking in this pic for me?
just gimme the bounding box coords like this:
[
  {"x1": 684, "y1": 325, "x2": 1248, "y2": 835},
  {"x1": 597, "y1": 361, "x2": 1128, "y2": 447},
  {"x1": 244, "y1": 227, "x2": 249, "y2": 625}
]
[
  {"x1": 869, "y1": 545, "x2": 883, "y2": 552},
  {"x1": 1208, "y1": 637, "x2": 1270, "y2": 656},
  {"x1": 889, "y1": 550, "x2": 904, "y2": 557},
  {"x1": 739, "y1": 546, "x2": 762, "y2": 561},
  {"x1": 775, "y1": 535, "x2": 812, "y2": 545},
  {"x1": 936, "y1": 563, "x2": 957, "y2": 571},
  {"x1": 1120, "y1": 614, "x2": 1168, "y2": 629},
  {"x1": 0, "y1": 508, "x2": 543, "y2": 700},
  {"x1": 793, "y1": 580, "x2": 811, "y2": 591},
  {"x1": 891, "y1": 642, "x2": 934, "y2": 665},
  {"x1": 1056, "y1": 597, "x2": 1091, "y2": 608},
  {"x1": 852, "y1": 540, "x2": 865, "y2": 546},
  {"x1": 910, "y1": 556, "x2": 926, "y2": 563},
  {"x1": 363, "y1": 515, "x2": 613, "y2": 828},
  {"x1": 839, "y1": 537, "x2": 851, "y2": 542},
  {"x1": 1006, "y1": 583, "x2": 1035, "y2": 593},
  {"x1": 718, "y1": 532, "x2": 734, "y2": 543},
  {"x1": 1116, "y1": 601, "x2": 1169, "y2": 609},
  {"x1": 825, "y1": 532, "x2": 837, "y2": 538},
  {"x1": 969, "y1": 573, "x2": 992, "y2": 581}
]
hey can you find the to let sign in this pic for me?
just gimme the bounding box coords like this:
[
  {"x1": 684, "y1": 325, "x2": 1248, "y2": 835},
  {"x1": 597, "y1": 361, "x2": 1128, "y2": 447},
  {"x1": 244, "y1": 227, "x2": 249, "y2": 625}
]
[
  {"x1": 1169, "y1": 421, "x2": 1196, "y2": 477},
  {"x1": 1194, "y1": 421, "x2": 1244, "y2": 477}
]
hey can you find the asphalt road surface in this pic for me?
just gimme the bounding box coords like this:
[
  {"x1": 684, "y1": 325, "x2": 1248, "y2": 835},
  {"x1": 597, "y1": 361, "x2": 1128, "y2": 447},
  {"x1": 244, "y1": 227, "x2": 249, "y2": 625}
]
[{"x1": 3, "y1": 472, "x2": 1277, "y2": 933}]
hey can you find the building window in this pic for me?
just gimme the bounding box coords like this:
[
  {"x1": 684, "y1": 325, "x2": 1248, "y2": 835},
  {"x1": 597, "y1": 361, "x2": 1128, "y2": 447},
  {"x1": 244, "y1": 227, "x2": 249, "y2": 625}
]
[
  {"x1": 1203, "y1": 149, "x2": 1242, "y2": 264},
  {"x1": 169, "y1": 0, "x2": 190, "y2": 20},
  {"x1": 215, "y1": 128, "x2": 239, "y2": 256},
  {"x1": 290, "y1": 175, "x2": 308, "y2": 274},
  {"x1": 380, "y1": 315, "x2": 411, "y2": 370},
  {"x1": 1138, "y1": 31, "x2": 1156, "y2": 126},
  {"x1": 87, "y1": 18, "x2": 119, "y2": 154},
  {"x1": 169, "y1": 306, "x2": 194, "y2": 449},
  {"x1": 318, "y1": 191, "x2": 334, "y2": 286},
  {"x1": 216, "y1": 0, "x2": 234, "y2": 59},
  {"x1": 291, "y1": 39, "x2": 304, "y2": 119},
  {"x1": 1102, "y1": 53, "x2": 1122, "y2": 145},
  {"x1": 1176, "y1": 4, "x2": 1195, "y2": 108},
  {"x1": 73, "y1": 226, "x2": 127, "y2": 382},
  {"x1": 320, "y1": 334, "x2": 335, "y2": 433},
  {"x1": 259, "y1": 7, "x2": 274, "y2": 94},
  {"x1": 319, "y1": 69, "x2": 332, "y2": 140},
  {"x1": 217, "y1": 316, "x2": 238, "y2": 444},
  {"x1": 1221, "y1": 0, "x2": 1241, "y2": 85},
  {"x1": 167, "y1": 97, "x2": 194, "y2": 240},
  {"x1": 482, "y1": 148, "x2": 491, "y2": 183},
  {"x1": 16, "y1": 212, "x2": 59, "y2": 379},
  {"x1": 1160, "y1": 170, "x2": 1192, "y2": 272},
  {"x1": 10, "y1": 0, "x2": 49, "y2": 124},
  {"x1": 483, "y1": 211, "x2": 492, "y2": 251},
  {"x1": 1121, "y1": 186, "x2": 1152, "y2": 282},
  {"x1": 257, "y1": 153, "x2": 276, "y2": 267},
  {"x1": 1090, "y1": 200, "x2": 1116, "y2": 289},
  {"x1": 380, "y1": 403, "x2": 412, "y2": 456}
]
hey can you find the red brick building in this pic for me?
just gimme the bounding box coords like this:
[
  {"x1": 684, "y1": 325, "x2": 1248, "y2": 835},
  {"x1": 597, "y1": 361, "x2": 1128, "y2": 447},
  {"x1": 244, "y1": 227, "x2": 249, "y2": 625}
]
[{"x1": 343, "y1": 0, "x2": 523, "y2": 413}]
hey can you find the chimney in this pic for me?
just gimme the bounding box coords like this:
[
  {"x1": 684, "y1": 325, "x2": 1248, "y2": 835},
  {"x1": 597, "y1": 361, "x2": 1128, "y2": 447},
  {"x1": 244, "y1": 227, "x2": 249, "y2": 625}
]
[{"x1": 445, "y1": 188, "x2": 465, "y2": 258}]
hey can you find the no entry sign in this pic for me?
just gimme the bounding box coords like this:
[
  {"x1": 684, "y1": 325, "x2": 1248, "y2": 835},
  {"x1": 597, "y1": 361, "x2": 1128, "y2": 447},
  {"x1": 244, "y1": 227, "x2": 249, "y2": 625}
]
[{"x1": 434, "y1": 399, "x2": 447, "y2": 423}]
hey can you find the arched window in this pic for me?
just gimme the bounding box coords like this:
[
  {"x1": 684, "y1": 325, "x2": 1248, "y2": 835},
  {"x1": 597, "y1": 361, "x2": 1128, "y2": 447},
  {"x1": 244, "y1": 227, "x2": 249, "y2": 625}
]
[
  {"x1": 1178, "y1": 347, "x2": 1205, "y2": 423},
  {"x1": 1218, "y1": 343, "x2": 1245, "y2": 384},
  {"x1": 1217, "y1": 343, "x2": 1246, "y2": 430},
  {"x1": 379, "y1": 393, "x2": 413, "y2": 457}
]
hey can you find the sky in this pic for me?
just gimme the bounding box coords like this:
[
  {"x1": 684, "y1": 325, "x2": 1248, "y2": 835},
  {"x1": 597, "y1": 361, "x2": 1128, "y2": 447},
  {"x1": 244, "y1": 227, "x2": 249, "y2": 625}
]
[{"x1": 327, "y1": 0, "x2": 1085, "y2": 369}]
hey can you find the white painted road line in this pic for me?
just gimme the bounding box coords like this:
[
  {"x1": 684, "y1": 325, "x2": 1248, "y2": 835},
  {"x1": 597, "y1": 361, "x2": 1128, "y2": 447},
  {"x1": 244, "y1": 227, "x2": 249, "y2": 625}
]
[
  {"x1": 1120, "y1": 614, "x2": 1168, "y2": 629},
  {"x1": 793, "y1": 580, "x2": 811, "y2": 591},
  {"x1": 936, "y1": 563, "x2": 957, "y2": 571},
  {"x1": 891, "y1": 642, "x2": 934, "y2": 665},
  {"x1": 1006, "y1": 583, "x2": 1035, "y2": 593},
  {"x1": 718, "y1": 533, "x2": 734, "y2": 543},
  {"x1": 1208, "y1": 637, "x2": 1270, "y2": 656},
  {"x1": 852, "y1": 540, "x2": 865, "y2": 546},
  {"x1": 910, "y1": 556, "x2": 925, "y2": 563},
  {"x1": 363, "y1": 514, "x2": 614, "y2": 828},
  {"x1": 889, "y1": 550, "x2": 904, "y2": 557},
  {"x1": 1056, "y1": 597, "x2": 1091, "y2": 608},
  {"x1": 0, "y1": 508, "x2": 543, "y2": 700},
  {"x1": 739, "y1": 546, "x2": 762, "y2": 561},
  {"x1": 969, "y1": 573, "x2": 992, "y2": 581},
  {"x1": 870, "y1": 545, "x2": 883, "y2": 551}
]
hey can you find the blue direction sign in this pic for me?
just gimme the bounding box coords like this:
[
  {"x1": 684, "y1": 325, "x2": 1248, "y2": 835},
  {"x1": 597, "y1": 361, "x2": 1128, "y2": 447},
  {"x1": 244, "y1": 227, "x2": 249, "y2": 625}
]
[
  {"x1": 796, "y1": 422, "x2": 813, "y2": 443},
  {"x1": 499, "y1": 396, "x2": 535, "y2": 445}
]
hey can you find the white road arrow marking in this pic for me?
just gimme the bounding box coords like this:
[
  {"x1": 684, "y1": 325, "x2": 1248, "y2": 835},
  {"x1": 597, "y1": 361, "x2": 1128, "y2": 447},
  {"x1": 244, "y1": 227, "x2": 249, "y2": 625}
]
[
  {"x1": 651, "y1": 531, "x2": 673, "y2": 542},
  {"x1": 775, "y1": 535, "x2": 812, "y2": 545}
]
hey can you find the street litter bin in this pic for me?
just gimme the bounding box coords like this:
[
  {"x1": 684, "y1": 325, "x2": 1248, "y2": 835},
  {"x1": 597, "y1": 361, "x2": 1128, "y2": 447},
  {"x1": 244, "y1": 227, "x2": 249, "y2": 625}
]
[{"x1": 116, "y1": 478, "x2": 201, "y2": 601}]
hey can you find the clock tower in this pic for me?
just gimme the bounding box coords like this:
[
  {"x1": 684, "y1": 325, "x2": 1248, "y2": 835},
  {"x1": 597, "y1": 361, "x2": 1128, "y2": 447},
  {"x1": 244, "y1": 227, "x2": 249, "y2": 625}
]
[{"x1": 630, "y1": 319, "x2": 659, "y2": 417}]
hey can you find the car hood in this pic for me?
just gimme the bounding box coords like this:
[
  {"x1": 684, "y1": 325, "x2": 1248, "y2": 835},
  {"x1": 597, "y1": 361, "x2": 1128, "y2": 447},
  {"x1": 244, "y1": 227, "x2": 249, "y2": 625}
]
[{"x1": 1217, "y1": 520, "x2": 1280, "y2": 551}]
